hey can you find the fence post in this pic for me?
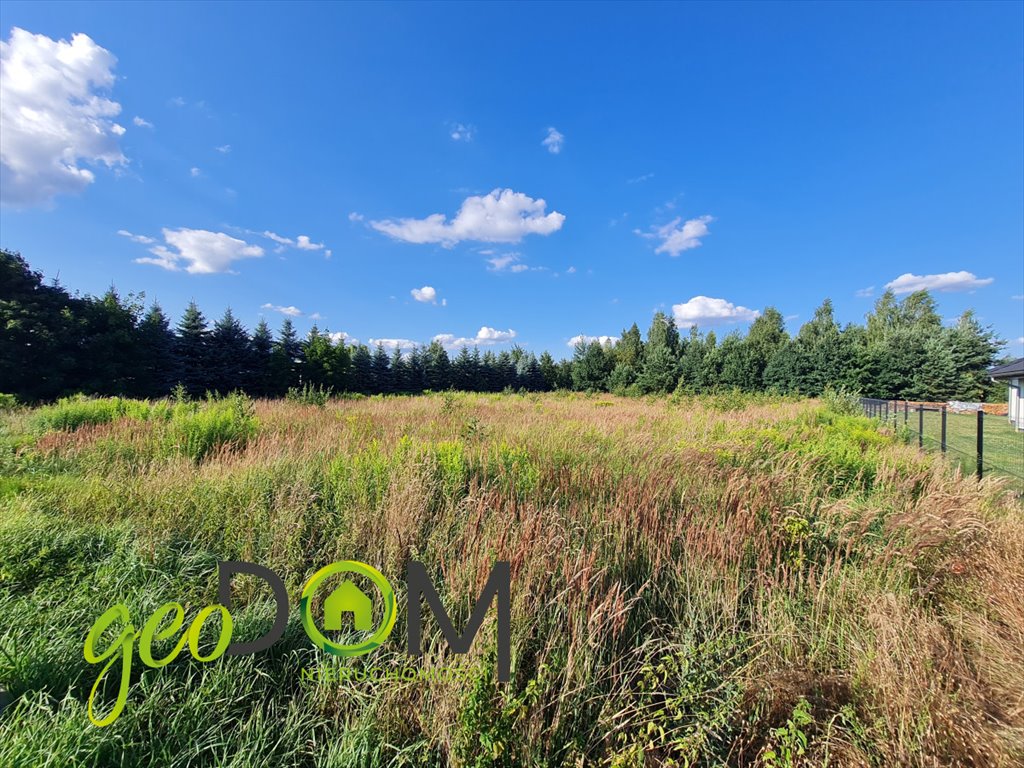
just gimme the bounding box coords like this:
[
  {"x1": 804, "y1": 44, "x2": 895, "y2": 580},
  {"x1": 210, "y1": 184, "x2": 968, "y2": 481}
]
[
  {"x1": 918, "y1": 406, "x2": 923, "y2": 449},
  {"x1": 940, "y1": 406, "x2": 947, "y2": 453},
  {"x1": 976, "y1": 410, "x2": 984, "y2": 480},
  {"x1": 904, "y1": 400, "x2": 908, "y2": 424}
]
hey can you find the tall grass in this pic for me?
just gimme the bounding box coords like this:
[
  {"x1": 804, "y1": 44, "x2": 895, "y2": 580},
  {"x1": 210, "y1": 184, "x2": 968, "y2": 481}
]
[{"x1": 1, "y1": 392, "x2": 1021, "y2": 766}]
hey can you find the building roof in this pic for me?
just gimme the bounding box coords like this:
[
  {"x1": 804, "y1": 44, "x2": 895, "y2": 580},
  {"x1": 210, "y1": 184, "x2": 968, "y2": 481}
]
[{"x1": 989, "y1": 357, "x2": 1024, "y2": 379}]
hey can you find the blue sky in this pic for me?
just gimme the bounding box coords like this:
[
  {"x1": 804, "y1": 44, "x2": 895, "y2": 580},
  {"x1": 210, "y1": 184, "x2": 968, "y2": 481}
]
[{"x1": 2, "y1": 1, "x2": 1022, "y2": 357}]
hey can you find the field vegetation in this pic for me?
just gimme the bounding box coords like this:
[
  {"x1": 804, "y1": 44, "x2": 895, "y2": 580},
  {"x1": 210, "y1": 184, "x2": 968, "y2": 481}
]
[{"x1": 1, "y1": 391, "x2": 1022, "y2": 767}]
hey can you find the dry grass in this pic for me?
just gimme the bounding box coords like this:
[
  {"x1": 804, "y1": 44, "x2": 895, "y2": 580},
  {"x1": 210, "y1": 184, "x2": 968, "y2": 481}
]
[{"x1": 1, "y1": 391, "x2": 1022, "y2": 767}]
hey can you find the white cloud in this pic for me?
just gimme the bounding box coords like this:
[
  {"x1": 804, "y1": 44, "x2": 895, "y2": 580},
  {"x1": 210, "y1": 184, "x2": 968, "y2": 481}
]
[
  {"x1": 672, "y1": 296, "x2": 760, "y2": 328},
  {"x1": 190, "y1": 167, "x2": 201, "y2": 177},
  {"x1": 884, "y1": 271, "x2": 995, "y2": 294},
  {"x1": 487, "y1": 253, "x2": 521, "y2": 271},
  {"x1": 168, "y1": 96, "x2": 186, "y2": 107},
  {"x1": 134, "y1": 228, "x2": 264, "y2": 274},
  {"x1": 568, "y1": 334, "x2": 617, "y2": 348},
  {"x1": 1, "y1": 28, "x2": 127, "y2": 207},
  {"x1": 542, "y1": 126, "x2": 564, "y2": 154},
  {"x1": 263, "y1": 231, "x2": 293, "y2": 246},
  {"x1": 1012, "y1": 294, "x2": 1024, "y2": 301},
  {"x1": 566, "y1": 266, "x2": 576, "y2": 274},
  {"x1": 372, "y1": 189, "x2": 565, "y2": 246},
  {"x1": 132, "y1": 116, "x2": 153, "y2": 129},
  {"x1": 411, "y1": 285, "x2": 440, "y2": 304},
  {"x1": 110, "y1": 123, "x2": 126, "y2": 136},
  {"x1": 636, "y1": 215, "x2": 713, "y2": 257},
  {"x1": 328, "y1": 331, "x2": 357, "y2": 344},
  {"x1": 117, "y1": 229, "x2": 155, "y2": 244},
  {"x1": 627, "y1": 172, "x2": 654, "y2": 184},
  {"x1": 261, "y1": 303, "x2": 303, "y2": 317},
  {"x1": 369, "y1": 338, "x2": 418, "y2": 351},
  {"x1": 433, "y1": 326, "x2": 517, "y2": 348},
  {"x1": 855, "y1": 286, "x2": 875, "y2": 298},
  {"x1": 259, "y1": 230, "x2": 325, "y2": 253},
  {"x1": 215, "y1": 144, "x2": 231, "y2": 153},
  {"x1": 449, "y1": 122, "x2": 475, "y2": 141},
  {"x1": 348, "y1": 211, "x2": 364, "y2": 222},
  {"x1": 1015, "y1": 337, "x2": 1024, "y2": 346}
]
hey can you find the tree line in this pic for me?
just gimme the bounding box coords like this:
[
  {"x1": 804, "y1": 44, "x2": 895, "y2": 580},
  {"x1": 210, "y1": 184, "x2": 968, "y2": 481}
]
[{"x1": 1, "y1": 250, "x2": 1007, "y2": 403}]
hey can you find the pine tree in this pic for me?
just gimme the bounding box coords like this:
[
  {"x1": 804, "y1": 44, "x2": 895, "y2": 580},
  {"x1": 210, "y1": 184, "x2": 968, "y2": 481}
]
[
  {"x1": 451, "y1": 347, "x2": 475, "y2": 391},
  {"x1": 371, "y1": 344, "x2": 392, "y2": 393},
  {"x1": 209, "y1": 308, "x2": 252, "y2": 394},
  {"x1": 271, "y1": 319, "x2": 302, "y2": 393},
  {"x1": 538, "y1": 351, "x2": 559, "y2": 391},
  {"x1": 424, "y1": 341, "x2": 452, "y2": 391},
  {"x1": 249, "y1": 319, "x2": 274, "y2": 396},
  {"x1": 137, "y1": 304, "x2": 176, "y2": 397},
  {"x1": 571, "y1": 340, "x2": 612, "y2": 392},
  {"x1": 175, "y1": 301, "x2": 211, "y2": 396},
  {"x1": 390, "y1": 347, "x2": 409, "y2": 393},
  {"x1": 349, "y1": 345, "x2": 373, "y2": 394}
]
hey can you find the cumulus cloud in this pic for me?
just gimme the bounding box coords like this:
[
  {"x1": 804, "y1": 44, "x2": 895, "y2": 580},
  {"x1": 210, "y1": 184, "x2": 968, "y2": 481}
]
[
  {"x1": 627, "y1": 172, "x2": 654, "y2": 184},
  {"x1": 348, "y1": 211, "x2": 364, "y2": 222},
  {"x1": 411, "y1": 285, "x2": 443, "y2": 304},
  {"x1": 672, "y1": 296, "x2": 760, "y2": 328},
  {"x1": 259, "y1": 230, "x2": 326, "y2": 253},
  {"x1": 486, "y1": 253, "x2": 530, "y2": 273},
  {"x1": 134, "y1": 228, "x2": 264, "y2": 274},
  {"x1": 568, "y1": 334, "x2": 617, "y2": 348},
  {"x1": 1, "y1": 28, "x2": 127, "y2": 206},
  {"x1": 215, "y1": 144, "x2": 231, "y2": 153},
  {"x1": 449, "y1": 122, "x2": 475, "y2": 141},
  {"x1": 433, "y1": 327, "x2": 517, "y2": 348},
  {"x1": 855, "y1": 286, "x2": 875, "y2": 298},
  {"x1": 369, "y1": 338, "x2": 418, "y2": 351},
  {"x1": 884, "y1": 271, "x2": 994, "y2": 294},
  {"x1": 117, "y1": 229, "x2": 155, "y2": 245},
  {"x1": 261, "y1": 303, "x2": 303, "y2": 317},
  {"x1": 636, "y1": 215, "x2": 713, "y2": 257},
  {"x1": 542, "y1": 126, "x2": 564, "y2": 154},
  {"x1": 372, "y1": 189, "x2": 565, "y2": 246},
  {"x1": 132, "y1": 116, "x2": 153, "y2": 129},
  {"x1": 190, "y1": 167, "x2": 201, "y2": 177},
  {"x1": 328, "y1": 331, "x2": 357, "y2": 344}
]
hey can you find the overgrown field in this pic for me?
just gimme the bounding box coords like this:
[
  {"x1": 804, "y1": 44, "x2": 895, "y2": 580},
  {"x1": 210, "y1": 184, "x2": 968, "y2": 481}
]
[{"x1": 1, "y1": 392, "x2": 1021, "y2": 767}]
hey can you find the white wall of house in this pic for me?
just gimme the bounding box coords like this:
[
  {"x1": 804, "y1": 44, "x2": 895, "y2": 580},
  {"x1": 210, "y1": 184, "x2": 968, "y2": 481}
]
[{"x1": 1009, "y1": 377, "x2": 1023, "y2": 431}]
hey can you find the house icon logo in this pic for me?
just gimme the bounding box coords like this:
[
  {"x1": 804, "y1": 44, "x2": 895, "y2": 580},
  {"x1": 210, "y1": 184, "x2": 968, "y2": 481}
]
[
  {"x1": 299, "y1": 560, "x2": 398, "y2": 658},
  {"x1": 323, "y1": 580, "x2": 373, "y2": 631}
]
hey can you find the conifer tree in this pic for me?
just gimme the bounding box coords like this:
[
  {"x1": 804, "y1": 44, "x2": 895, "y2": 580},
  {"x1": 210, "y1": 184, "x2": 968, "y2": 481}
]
[
  {"x1": 137, "y1": 304, "x2": 176, "y2": 397},
  {"x1": 175, "y1": 301, "x2": 211, "y2": 396}
]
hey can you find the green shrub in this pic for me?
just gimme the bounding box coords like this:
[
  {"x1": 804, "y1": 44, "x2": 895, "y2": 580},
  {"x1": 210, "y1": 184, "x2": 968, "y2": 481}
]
[
  {"x1": 0, "y1": 393, "x2": 19, "y2": 412},
  {"x1": 31, "y1": 396, "x2": 156, "y2": 432},
  {"x1": 162, "y1": 394, "x2": 259, "y2": 461},
  {"x1": 821, "y1": 384, "x2": 862, "y2": 417},
  {"x1": 286, "y1": 383, "x2": 332, "y2": 407}
]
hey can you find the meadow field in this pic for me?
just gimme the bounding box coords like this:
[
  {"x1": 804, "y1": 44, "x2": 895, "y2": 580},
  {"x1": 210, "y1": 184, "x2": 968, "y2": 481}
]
[{"x1": 0, "y1": 391, "x2": 1022, "y2": 767}]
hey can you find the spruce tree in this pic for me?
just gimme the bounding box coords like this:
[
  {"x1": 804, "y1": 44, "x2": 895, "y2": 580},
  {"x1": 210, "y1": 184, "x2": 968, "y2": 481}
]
[
  {"x1": 175, "y1": 301, "x2": 211, "y2": 396},
  {"x1": 249, "y1": 319, "x2": 274, "y2": 396},
  {"x1": 271, "y1": 319, "x2": 302, "y2": 393},
  {"x1": 137, "y1": 304, "x2": 176, "y2": 397},
  {"x1": 209, "y1": 308, "x2": 252, "y2": 394}
]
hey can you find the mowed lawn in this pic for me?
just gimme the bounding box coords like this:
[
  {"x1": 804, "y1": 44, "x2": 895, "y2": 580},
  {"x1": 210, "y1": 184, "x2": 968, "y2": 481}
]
[
  {"x1": 913, "y1": 408, "x2": 1024, "y2": 490},
  {"x1": 1, "y1": 392, "x2": 1022, "y2": 767}
]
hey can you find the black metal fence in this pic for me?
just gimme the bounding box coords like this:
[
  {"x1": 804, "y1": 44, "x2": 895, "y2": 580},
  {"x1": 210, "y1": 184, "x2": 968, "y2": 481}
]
[{"x1": 860, "y1": 398, "x2": 1024, "y2": 489}]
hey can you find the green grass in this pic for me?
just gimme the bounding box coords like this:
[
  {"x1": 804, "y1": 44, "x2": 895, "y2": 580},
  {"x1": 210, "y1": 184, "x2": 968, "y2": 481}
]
[
  {"x1": 1, "y1": 393, "x2": 1021, "y2": 767},
  {"x1": 909, "y1": 408, "x2": 1024, "y2": 489}
]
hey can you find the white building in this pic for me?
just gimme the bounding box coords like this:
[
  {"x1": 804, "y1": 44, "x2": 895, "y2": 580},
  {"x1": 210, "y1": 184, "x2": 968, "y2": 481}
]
[{"x1": 989, "y1": 357, "x2": 1024, "y2": 431}]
